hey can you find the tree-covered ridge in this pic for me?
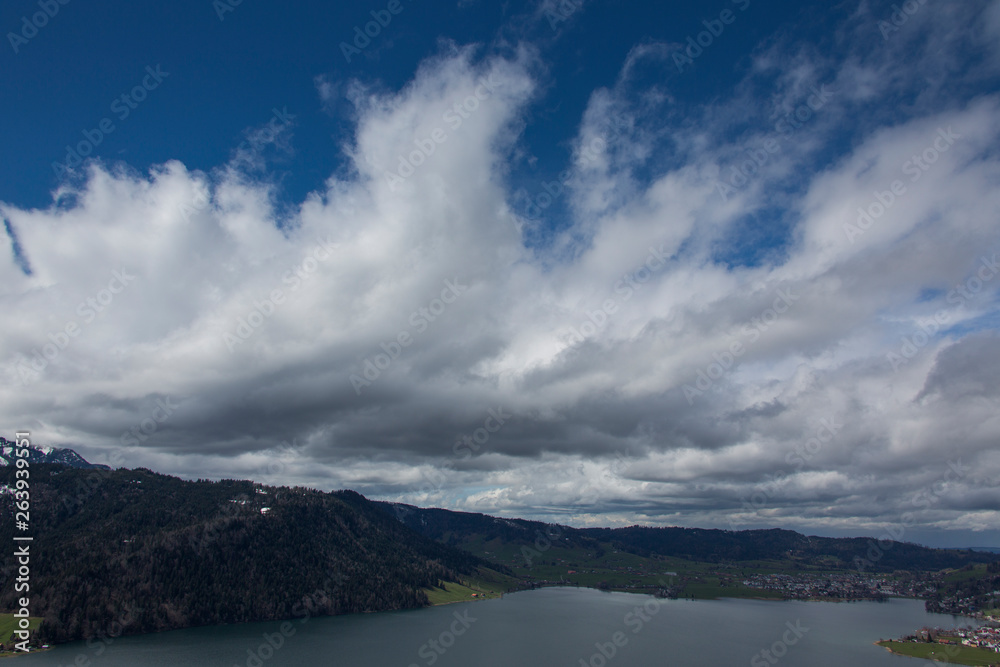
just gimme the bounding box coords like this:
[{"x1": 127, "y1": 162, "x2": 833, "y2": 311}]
[
  {"x1": 0, "y1": 466, "x2": 488, "y2": 644},
  {"x1": 381, "y1": 502, "x2": 1000, "y2": 572},
  {"x1": 577, "y1": 526, "x2": 1000, "y2": 571}
]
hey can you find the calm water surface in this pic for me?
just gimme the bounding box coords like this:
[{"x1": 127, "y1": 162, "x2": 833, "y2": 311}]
[{"x1": 17, "y1": 588, "x2": 981, "y2": 666}]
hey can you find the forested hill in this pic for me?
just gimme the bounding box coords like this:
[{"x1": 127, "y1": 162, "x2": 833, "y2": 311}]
[
  {"x1": 576, "y1": 526, "x2": 999, "y2": 571},
  {"x1": 4, "y1": 468, "x2": 995, "y2": 646},
  {"x1": 0, "y1": 466, "x2": 490, "y2": 644},
  {"x1": 379, "y1": 502, "x2": 1000, "y2": 572}
]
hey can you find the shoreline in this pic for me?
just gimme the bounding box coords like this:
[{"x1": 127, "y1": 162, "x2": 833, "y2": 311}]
[
  {"x1": 874, "y1": 635, "x2": 1000, "y2": 666},
  {"x1": 0, "y1": 647, "x2": 51, "y2": 660},
  {"x1": 8, "y1": 586, "x2": 972, "y2": 652}
]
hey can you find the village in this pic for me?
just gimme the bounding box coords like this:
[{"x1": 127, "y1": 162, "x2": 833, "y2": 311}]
[
  {"x1": 953, "y1": 626, "x2": 1000, "y2": 652},
  {"x1": 892, "y1": 625, "x2": 1000, "y2": 653},
  {"x1": 739, "y1": 572, "x2": 906, "y2": 600}
]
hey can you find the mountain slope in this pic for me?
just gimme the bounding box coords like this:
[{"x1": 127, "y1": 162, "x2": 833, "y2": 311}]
[
  {"x1": 577, "y1": 525, "x2": 998, "y2": 571},
  {"x1": 0, "y1": 436, "x2": 109, "y2": 469},
  {"x1": 0, "y1": 466, "x2": 491, "y2": 643},
  {"x1": 379, "y1": 502, "x2": 1000, "y2": 573},
  {"x1": 379, "y1": 501, "x2": 585, "y2": 548}
]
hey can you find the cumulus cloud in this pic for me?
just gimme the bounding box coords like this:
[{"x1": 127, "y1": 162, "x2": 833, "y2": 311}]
[{"x1": 2, "y1": 1, "x2": 999, "y2": 546}]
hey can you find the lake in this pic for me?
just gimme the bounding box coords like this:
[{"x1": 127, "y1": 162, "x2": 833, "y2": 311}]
[{"x1": 16, "y1": 588, "x2": 983, "y2": 666}]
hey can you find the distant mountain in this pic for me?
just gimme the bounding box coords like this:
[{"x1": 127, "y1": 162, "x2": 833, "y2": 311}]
[
  {"x1": 577, "y1": 525, "x2": 1000, "y2": 572},
  {"x1": 4, "y1": 468, "x2": 995, "y2": 647},
  {"x1": 0, "y1": 436, "x2": 109, "y2": 469},
  {"x1": 378, "y1": 502, "x2": 1000, "y2": 573},
  {"x1": 0, "y1": 466, "x2": 497, "y2": 644},
  {"x1": 379, "y1": 501, "x2": 580, "y2": 546}
]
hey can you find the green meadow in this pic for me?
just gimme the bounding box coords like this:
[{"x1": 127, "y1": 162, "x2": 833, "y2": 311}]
[
  {"x1": 0, "y1": 613, "x2": 42, "y2": 653},
  {"x1": 877, "y1": 640, "x2": 1000, "y2": 666}
]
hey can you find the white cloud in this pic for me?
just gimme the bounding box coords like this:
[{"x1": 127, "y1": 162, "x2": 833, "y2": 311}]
[{"x1": 2, "y1": 2, "x2": 999, "y2": 546}]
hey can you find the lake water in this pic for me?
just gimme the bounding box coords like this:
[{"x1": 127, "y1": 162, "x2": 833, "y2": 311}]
[{"x1": 16, "y1": 588, "x2": 983, "y2": 667}]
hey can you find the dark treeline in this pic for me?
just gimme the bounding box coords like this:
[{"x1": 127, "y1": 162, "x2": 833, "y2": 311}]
[
  {"x1": 4, "y1": 468, "x2": 996, "y2": 646},
  {"x1": 0, "y1": 466, "x2": 489, "y2": 644},
  {"x1": 579, "y1": 526, "x2": 1000, "y2": 571},
  {"x1": 381, "y1": 502, "x2": 1000, "y2": 572}
]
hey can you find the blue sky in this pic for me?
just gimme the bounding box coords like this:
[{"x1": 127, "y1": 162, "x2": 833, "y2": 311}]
[
  {"x1": 4, "y1": 0, "x2": 808, "y2": 217},
  {"x1": 3, "y1": 0, "x2": 1000, "y2": 548}
]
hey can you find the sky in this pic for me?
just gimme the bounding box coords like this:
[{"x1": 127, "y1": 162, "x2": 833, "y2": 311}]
[{"x1": 2, "y1": 0, "x2": 1000, "y2": 549}]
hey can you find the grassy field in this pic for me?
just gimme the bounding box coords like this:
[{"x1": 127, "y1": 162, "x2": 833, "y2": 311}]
[
  {"x1": 424, "y1": 568, "x2": 520, "y2": 605},
  {"x1": 457, "y1": 535, "x2": 847, "y2": 600},
  {"x1": 676, "y1": 577, "x2": 785, "y2": 600},
  {"x1": 0, "y1": 613, "x2": 42, "y2": 653},
  {"x1": 877, "y1": 641, "x2": 1000, "y2": 666},
  {"x1": 941, "y1": 564, "x2": 994, "y2": 583}
]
